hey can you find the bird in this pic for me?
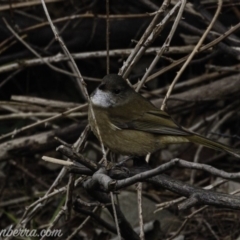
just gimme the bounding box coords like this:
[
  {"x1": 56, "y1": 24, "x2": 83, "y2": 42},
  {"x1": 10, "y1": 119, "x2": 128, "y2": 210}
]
[{"x1": 88, "y1": 74, "x2": 240, "y2": 158}]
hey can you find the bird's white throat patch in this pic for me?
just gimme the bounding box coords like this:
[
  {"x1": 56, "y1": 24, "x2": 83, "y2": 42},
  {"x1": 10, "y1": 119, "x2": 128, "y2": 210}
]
[{"x1": 91, "y1": 89, "x2": 114, "y2": 108}]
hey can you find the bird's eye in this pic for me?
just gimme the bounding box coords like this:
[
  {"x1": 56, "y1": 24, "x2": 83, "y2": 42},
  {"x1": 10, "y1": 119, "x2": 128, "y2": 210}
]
[{"x1": 114, "y1": 89, "x2": 121, "y2": 94}]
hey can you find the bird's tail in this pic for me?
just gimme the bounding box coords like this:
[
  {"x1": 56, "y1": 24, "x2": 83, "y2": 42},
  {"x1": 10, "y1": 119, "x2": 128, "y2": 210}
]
[{"x1": 187, "y1": 134, "x2": 240, "y2": 158}]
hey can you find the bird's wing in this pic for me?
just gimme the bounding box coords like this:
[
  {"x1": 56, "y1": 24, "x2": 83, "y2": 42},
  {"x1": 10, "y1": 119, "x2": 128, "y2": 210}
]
[{"x1": 110, "y1": 110, "x2": 191, "y2": 136}]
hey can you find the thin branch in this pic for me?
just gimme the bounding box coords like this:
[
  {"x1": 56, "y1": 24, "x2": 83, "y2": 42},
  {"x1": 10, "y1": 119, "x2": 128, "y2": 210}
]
[
  {"x1": 0, "y1": 0, "x2": 63, "y2": 11},
  {"x1": 136, "y1": 0, "x2": 186, "y2": 92},
  {"x1": 106, "y1": 0, "x2": 110, "y2": 74},
  {"x1": 137, "y1": 183, "x2": 145, "y2": 240},
  {"x1": 0, "y1": 112, "x2": 87, "y2": 120},
  {"x1": 161, "y1": 0, "x2": 223, "y2": 110},
  {"x1": 2, "y1": 18, "x2": 77, "y2": 78},
  {"x1": 155, "y1": 179, "x2": 227, "y2": 212},
  {"x1": 40, "y1": 0, "x2": 107, "y2": 160},
  {"x1": 110, "y1": 192, "x2": 121, "y2": 240},
  {"x1": 40, "y1": 0, "x2": 87, "y2": 97},
  {"x1": 190, "y1": 110, "x2": 235, "y2": 184},
  {"x1": 146, "y1": 21, "x2": 240, "y2": 83},
  {"x1": 66, "y1": 207, "x2": 99, "y2": 240},
  {"x1": 0, "y1": 46, "x2": 198, "y2": 74},
  {"x1": 0, "y1": 104, "x2": 87, "y2": 141},
  {"x1": 119, "y1": 0, "x2": 171, "y2": 78}
]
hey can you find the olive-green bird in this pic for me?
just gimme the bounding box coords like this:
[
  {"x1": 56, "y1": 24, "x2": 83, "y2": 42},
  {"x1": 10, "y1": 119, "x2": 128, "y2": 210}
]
[{"x1": 88, "y1": 74, "x2": 240, "y2": 158}]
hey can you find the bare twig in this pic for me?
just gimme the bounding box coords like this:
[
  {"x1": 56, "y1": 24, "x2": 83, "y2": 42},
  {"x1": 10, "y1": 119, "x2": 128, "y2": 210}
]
[
  {"x1": 9, "y1": 160, "x2": 49, "y2": 188},
  {"x1": 161, "y1": 0, "x2": 223, "y2": 110},
  {"x1": 66, "y1": 207, "x2": 99, "y2": 240},
  {"x1": 119, "y1": 0, "x2": 171, "y2": 78},
  {"x1": 155, "y1": 179, "x2": 227, "y2": 212},
  {"x1": 147, "y1": 21, "x2": 240, "y2": 83},
  {"x1": 0, "y1": 104, "x2": 87, "y2": 141},
  {"x1": 190, "y1": 110, "x2": 235, "y2": 184},
  {"x1": 11, "y1": 95, "x2": 79, "y2": 108},
  {"x1": 110, "y1": 192, "x2": 121, "y2": 240},
  {"x1": 2, "y1": 18, "x2": 77, "y2": 78},
  {"x1": 137, "y1": 182, "x2": 145, "y2": 240},
  {"x1": 0, "y1": 0, "x2": 63, "y2": 11},
  {"x1": 0, "y1": 112, "x2": 87, "y2": 120},
  {"x1": 40, "y1": 0, "x2": 106, "y2": 160},
  {"x1": 0, "y1": 46, "x2": 199, "y2": 74},
  {"x1": 136, "y1": 0, "x2": 186, "y2": 92},
  {"x1": 106, "y1": 0, "x2": 110, "y2": 74}
]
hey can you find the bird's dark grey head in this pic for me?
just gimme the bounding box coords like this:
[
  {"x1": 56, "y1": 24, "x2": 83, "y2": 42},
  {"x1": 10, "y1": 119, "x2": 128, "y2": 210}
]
[{"x1": 90, "y1": 74, "x2": 133, "y2": 108}]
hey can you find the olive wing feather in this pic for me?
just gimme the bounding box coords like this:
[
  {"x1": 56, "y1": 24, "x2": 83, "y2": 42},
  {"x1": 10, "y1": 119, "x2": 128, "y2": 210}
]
[{"x1": 110, "y1": 110, "x2": 191, "y2": 136}]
